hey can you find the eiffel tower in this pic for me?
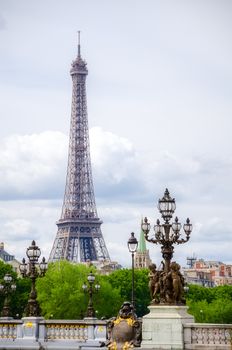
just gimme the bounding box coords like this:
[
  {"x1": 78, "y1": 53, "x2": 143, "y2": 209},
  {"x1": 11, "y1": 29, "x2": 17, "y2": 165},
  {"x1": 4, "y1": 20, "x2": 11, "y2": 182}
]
[{"x1": 49, "y1": 34, "x2": 110, "y2": 263}]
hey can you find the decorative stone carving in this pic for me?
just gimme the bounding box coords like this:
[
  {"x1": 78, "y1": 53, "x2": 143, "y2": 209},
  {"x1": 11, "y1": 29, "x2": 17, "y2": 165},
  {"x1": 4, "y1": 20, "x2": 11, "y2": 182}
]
[{"x1": 106, "y1": 302, "x2": 142, "y2": 350}]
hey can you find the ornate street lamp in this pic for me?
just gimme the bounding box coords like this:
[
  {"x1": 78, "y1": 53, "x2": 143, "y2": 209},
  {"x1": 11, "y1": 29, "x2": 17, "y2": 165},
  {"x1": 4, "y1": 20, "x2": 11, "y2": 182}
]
[
  {"x1": 127, "y1": 232, "x2": 138, "y2": 308},
  {"x1": 82, "y1": 272, "x2": 100, "y2": 318},
  {"x1": 141, "y1": 189, "x2": 193, "y2": 305},
  {"x1": 0, "y1": 273, "x2": 16, "y2": 318},
  {"x1": 19, "y1": 240, "x2": 47, "y2": 317}
]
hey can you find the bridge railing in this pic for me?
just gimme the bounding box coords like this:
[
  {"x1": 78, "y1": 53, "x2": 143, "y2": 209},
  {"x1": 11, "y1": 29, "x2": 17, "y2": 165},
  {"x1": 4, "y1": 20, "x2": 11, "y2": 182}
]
[
  {"x1": 0, "y1": 320, "x2": 23, "y2": 340},
  {"x1": 0, "y1": 317, "x2": 107, "y2": 349},
  {"x1": 184, "y1": 323, "x2": 232, "y2": 349},
  {"x1": 43, "y1": 322, "x2": 88, "y2": 341},
  {"x1": 1, "y1": 318, "x2": 232, "y2": 349},
  {"x1": 40, "y1": 319, "x2": 107, "y2": 342}
]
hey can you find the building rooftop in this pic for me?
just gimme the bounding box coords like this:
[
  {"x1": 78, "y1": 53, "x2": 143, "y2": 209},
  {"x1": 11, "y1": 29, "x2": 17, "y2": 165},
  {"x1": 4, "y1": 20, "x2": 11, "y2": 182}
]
[{"x1": 0, "y1": 242, "x2": 15, "y2": 262}]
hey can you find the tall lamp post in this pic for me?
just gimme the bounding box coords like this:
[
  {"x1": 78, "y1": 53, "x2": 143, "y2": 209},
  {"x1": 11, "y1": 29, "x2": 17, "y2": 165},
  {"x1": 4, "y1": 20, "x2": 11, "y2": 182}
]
[
  {"x1": 127, "y1": 232, "x2": 138, "y2": 309},
  {"x1": 141, "y1": 189, "x2": 192, "y2": 305},
  {"x1": 19, "y1": 240, "x2": 47, "y2": 317},
  {"x1": 82, "y1": 272, "x2": 100, "y2": 318},
  {"x1": 0, "y1": 273, "x2": 16, "y2": 318}
]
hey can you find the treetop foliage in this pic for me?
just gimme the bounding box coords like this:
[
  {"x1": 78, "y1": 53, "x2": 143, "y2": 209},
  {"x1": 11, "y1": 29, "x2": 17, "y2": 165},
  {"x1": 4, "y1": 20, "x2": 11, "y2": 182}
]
[
  {"x1": 1, "y1": 259, "x2": 232, "y2": 323},
  {"x1": 186, "y1": 284, "x2": 232, "y2": 323},
  {"x1": 36, "y1": 261, "x2": 122, "y2": 319}
]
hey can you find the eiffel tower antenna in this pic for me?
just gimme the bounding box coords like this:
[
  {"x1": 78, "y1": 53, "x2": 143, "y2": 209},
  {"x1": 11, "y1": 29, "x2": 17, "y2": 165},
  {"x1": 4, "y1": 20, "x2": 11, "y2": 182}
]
[
  {"x1": 78, "y1": 30, "x2": 81, "y2": 57},
  {"x1": 49, "y1": 38, "x2": 110, "y2": 263}
]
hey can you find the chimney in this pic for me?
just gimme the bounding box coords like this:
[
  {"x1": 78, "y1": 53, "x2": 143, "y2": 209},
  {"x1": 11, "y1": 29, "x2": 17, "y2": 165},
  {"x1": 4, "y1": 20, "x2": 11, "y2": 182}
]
[{"x1": 0, "y1": 242, "x2": 4, "y2": 250}]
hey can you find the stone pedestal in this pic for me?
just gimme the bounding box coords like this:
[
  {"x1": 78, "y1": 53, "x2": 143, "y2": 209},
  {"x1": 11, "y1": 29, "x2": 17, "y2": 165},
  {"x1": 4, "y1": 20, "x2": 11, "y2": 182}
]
[
  {"x1": 21, "y1": 316, "x2": 44, "y2": 340},
  {"x1": 141, "y1": 305, "x2": 194, "y2": 350}
]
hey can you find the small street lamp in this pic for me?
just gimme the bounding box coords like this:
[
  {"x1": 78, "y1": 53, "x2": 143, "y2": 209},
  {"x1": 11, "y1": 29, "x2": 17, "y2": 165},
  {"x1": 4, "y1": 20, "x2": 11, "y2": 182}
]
[
  {"x1": 127, "y1": 232, "x2": 138, "y2": 309},
  {"x1": 82, "y1": 272, "x2": 100, "y2": 318},
  {"x1": 19, "y1": 240, "x2": 47, "y2": 317},
  {"x1": 0, "y1": 273, "x2": 16, "y2": 318}
]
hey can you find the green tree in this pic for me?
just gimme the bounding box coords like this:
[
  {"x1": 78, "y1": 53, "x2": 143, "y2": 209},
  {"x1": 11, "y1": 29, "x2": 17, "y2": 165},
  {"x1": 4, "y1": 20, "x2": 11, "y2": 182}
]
[
  {"x1": 186, "y1": 284, "x2": 232, "y2": 324},
  {"x1": 186, "y1": 284, "x2": 214, "y2": 303},
  {"x1": 0, "y1": 261, "x2": 16, "y2": 313},
  {"x1": 0, "y1": 261, "x2": 31, "y2": 318},
  {"x1": 213, "y1": 285, "x2": 232, "y2": 301},
  {"x1": 107, "y1": 268, "x2": 150, "y2": 317},
  {"x1": 36, "y1": 261, "x2": 122, "y2": 319},
  {"x1": 0, "y1": 260, "x2": 17, "y2": 280},
  {"x1": 11, "y1": 277, "x2": 31, "y2": 318}
]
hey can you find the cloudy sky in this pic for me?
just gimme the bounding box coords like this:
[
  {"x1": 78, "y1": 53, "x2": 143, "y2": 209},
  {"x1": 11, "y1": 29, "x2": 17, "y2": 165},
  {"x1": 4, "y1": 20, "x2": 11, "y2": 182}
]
[{"x1": 0, "y1": 0, "x2": 232, "y2": 267}]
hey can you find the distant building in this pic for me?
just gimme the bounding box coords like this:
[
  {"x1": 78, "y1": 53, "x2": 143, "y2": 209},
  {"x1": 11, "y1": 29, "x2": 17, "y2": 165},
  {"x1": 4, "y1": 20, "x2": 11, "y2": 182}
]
[
  {"x1": 0, "y1": 242, "x2": 21, "y2": 275},
  {"x1": 8, "y1": 258, "x2": 22, "y2": 275},
  {"x1": 0, "y1": 242, "x2": 14, "y2": 262},
  {"x1": 88, "y1": 259, "x2": 122, "y2": 275},
  {"x1": 183, "y1": 258, "x2": 232, "y2": 286},
  {"x1": 135, "y1": 225, "x2": 151, "y2": 269}
]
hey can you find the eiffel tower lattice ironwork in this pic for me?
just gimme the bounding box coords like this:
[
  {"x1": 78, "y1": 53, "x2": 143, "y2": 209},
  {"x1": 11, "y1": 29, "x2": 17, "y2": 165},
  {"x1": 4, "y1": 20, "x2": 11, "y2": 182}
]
[{"x1": 49, "y1": 35, "x2": 110, "y2": 263}]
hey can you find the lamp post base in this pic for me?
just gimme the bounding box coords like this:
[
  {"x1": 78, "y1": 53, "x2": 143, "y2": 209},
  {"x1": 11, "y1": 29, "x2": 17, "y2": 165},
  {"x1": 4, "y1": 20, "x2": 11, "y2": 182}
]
[
  {"x1": 141, "y1": 305, "x2": 194, "y2": 350},
  {"x1": 22, "y1": 316, "x2": 44, "y2": 341}
]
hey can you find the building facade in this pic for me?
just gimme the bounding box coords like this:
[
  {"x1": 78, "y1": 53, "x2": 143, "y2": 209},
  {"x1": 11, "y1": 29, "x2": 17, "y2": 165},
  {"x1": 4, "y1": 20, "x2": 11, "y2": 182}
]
[
  {"x1": 0, "y1": 242, "x2": 14, "y2": 262},
  {"x1": 0, "y1": 242, "x2": 21, "y2": 275},
  {"x1": 135, "y1": 225, "x2": 151, "y2": 269},
  {"x1": 183, "y1": 258, "x2": 232, "y2": 286}
]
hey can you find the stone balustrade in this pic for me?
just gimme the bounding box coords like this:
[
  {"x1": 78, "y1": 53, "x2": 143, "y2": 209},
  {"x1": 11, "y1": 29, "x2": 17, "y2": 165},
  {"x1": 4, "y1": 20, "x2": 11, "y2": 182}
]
[
  {"x1": 44, "y1": 322, "x2": 88, "y2": 341},
  {"x1": 0, "y1": 320, "x2": 22, "y2": 340},
  {"x1": 0, "y1": 318, "x2": 232, "y2": 349},
  {"x1": 0, "y1": 318, "x2": 107, "y2": 349},
  {"x1": 184, "y1": 323, "x2": 232, "y2": 349}
]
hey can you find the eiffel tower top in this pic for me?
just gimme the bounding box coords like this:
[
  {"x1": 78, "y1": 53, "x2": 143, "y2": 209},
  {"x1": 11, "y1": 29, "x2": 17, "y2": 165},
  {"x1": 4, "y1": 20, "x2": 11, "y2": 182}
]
[
  {"x1": 70, "y1": 31, "x2": 88, "y2": 76},
  {"x1": 59, "y1": 33, "x2": 98, "y2": 223}
]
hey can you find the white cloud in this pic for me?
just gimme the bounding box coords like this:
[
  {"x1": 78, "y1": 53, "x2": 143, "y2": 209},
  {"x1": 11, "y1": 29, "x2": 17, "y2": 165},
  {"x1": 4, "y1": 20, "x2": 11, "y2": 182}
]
[
  {"x1": 89, "y1": 127, "x2": 149, "y2": 202},
  {"x1": 0, "y1": 131, "x2": 68, "y2": 198},
  {"x1": 90, "y1": 126, "x2": 137, "y2": 183},
  {"x1": 0, "y1": 128, "x2": 231, "y2": 266},
  {"x1": 4, "y1": 219, "x2": 34, "y2": 239},
  {"x1": 0, "y1": 199, "x2": 60, "y2": 260}
]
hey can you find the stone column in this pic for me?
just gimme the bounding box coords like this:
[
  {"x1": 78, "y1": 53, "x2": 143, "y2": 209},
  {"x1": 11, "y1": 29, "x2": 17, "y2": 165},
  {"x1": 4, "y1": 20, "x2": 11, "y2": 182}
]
[{"x1": 21, "y1": 316, "x2": 44, "y2": 341}]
